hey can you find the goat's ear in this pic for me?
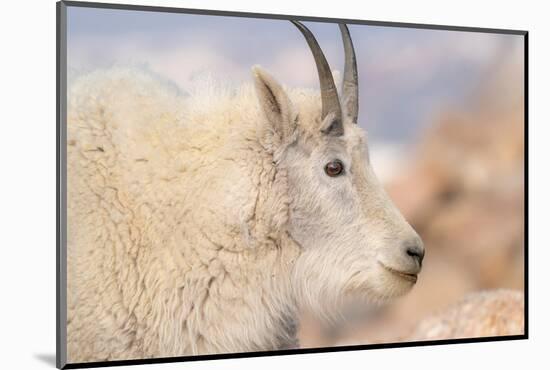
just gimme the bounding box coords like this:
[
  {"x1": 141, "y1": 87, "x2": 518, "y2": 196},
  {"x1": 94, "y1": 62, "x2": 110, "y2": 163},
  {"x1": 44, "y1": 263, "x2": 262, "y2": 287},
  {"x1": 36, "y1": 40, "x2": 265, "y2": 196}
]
[{"x1": 252, "y1": 66, "x2": 295, "y2": 142}]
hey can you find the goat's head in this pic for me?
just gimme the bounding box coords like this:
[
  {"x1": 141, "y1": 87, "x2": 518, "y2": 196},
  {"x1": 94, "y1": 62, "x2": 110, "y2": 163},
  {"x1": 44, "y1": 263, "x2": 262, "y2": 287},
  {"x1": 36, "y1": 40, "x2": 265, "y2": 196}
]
[{"x1": 252, "y1": 21, "x2": 424, "y2": 317}]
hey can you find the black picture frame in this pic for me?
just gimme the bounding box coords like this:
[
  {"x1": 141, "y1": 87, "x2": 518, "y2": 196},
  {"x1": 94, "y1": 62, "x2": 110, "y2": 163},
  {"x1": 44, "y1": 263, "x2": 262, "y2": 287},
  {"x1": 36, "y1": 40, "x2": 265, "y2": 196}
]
[{"x1": 56, "y1": 1, "x2": 528, "y2": 368}]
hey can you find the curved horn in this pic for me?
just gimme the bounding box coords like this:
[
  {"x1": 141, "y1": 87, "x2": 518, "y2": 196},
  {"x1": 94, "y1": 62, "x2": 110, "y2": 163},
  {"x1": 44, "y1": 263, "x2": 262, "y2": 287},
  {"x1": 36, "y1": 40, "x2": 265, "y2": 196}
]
[
  {"x1": 291, "y1": 20, "x2": 343, "y2": 134},
  {"x1": 339, "y1": 23, "x2": 359, "y2": 124}
]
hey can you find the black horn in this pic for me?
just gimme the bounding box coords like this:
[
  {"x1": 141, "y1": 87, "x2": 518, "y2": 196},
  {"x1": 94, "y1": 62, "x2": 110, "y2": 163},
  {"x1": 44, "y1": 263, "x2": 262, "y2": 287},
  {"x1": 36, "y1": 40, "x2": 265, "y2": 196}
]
[
  {"x1": 339, "y1": 23, "x2": 359, "y2": 124},
  {"x1": 291, "y1": 20, "x2": 343, "y2": 135}
]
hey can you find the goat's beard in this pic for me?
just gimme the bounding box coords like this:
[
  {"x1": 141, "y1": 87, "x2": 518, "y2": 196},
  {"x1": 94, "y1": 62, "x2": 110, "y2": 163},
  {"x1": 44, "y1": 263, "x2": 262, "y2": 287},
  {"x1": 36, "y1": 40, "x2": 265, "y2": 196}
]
[{"x1": 291, "y1": 248, "x2": 386, "y2": 325}]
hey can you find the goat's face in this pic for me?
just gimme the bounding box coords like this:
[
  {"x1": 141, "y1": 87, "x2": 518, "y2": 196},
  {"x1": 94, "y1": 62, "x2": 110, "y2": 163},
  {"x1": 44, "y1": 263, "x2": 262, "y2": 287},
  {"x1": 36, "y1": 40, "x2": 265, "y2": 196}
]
[
  {"x1": 283, "y1": 111, "x2": 423, "y2": 313},
  {"x1": 252, "y1": 22, "x2": 424, "y2": 317}
]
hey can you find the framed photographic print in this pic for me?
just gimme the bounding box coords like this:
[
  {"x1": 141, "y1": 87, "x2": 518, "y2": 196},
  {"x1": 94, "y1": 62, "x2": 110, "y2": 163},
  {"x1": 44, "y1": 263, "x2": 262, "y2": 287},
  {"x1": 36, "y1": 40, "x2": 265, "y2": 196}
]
[{"x1": 56, "y1": 1, "x2": 527, "y2": 368}]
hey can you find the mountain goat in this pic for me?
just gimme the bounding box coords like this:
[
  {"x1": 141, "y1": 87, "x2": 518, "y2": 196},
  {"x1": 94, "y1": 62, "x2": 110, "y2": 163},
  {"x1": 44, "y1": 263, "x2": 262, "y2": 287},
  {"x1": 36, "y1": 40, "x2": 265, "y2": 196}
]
[{"x1": 67, "y1": 21, "x2": 424, "y2": 362}]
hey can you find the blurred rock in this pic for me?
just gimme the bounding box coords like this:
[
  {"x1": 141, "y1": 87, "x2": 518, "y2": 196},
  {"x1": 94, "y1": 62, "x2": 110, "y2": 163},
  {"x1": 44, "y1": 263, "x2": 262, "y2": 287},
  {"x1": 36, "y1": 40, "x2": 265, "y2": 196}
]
[{"x1": 407, "y1": 290, "x2": 524, "y2": 340}]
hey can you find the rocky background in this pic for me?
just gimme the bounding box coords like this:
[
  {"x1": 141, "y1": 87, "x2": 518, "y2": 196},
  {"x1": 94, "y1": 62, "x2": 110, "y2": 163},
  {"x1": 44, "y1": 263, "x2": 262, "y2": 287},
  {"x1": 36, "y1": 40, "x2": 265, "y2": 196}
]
[{"x1": 298, "y1": 43, "x2": 525, "y2": 347}]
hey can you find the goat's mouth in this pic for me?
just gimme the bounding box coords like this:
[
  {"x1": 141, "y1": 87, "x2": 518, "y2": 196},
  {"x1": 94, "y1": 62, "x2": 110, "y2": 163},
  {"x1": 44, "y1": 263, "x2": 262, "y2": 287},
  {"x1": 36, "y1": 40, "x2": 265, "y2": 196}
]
[{"x1": 379, "y1": 262, "x2": 418, "y2": 283}]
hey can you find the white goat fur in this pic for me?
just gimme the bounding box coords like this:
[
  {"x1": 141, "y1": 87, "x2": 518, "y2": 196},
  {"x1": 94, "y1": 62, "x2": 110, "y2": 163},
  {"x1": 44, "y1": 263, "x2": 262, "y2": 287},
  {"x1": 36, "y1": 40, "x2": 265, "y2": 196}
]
[{"x1": 67, "y1": 66, "x2": 420, "y2": 362}]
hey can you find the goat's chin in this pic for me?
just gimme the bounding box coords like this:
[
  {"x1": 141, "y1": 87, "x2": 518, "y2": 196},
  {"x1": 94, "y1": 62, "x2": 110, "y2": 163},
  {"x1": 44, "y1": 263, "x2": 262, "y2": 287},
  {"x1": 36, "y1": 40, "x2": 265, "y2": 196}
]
[
  {"x1": 344, "y1": 267, "x2": 416, "y2": 302},
  {"x1": 373, "y1": 266, "x2": 417, "y2": 299}
]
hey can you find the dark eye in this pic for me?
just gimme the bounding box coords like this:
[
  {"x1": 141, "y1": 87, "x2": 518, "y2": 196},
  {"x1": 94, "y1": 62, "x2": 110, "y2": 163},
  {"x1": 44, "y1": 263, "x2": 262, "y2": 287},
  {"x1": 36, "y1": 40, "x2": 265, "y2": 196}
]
[{"x1": 324, "y1": 160, "x2": 345, "y2": 177}]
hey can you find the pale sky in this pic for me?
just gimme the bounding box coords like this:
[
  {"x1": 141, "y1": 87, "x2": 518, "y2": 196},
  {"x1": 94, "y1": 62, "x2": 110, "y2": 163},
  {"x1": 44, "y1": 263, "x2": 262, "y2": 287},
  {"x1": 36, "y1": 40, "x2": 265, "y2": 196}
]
[{"x1": 67, "y1": 6, "x2": 524, "y2": 148}]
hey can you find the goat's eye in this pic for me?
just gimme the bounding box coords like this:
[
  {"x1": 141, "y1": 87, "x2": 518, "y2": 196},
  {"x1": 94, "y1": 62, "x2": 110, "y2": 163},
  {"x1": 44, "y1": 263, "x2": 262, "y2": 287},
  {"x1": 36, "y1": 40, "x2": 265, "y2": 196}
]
[{"x1": 324, "y1": 160, "x2": 344, "y2": 177}]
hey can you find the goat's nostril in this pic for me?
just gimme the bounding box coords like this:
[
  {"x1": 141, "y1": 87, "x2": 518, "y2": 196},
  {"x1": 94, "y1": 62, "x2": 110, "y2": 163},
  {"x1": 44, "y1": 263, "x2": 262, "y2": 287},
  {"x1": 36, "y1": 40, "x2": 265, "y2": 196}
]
[{"x1": 406, "y1": 244, "x2": 425, "y2": 265}]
